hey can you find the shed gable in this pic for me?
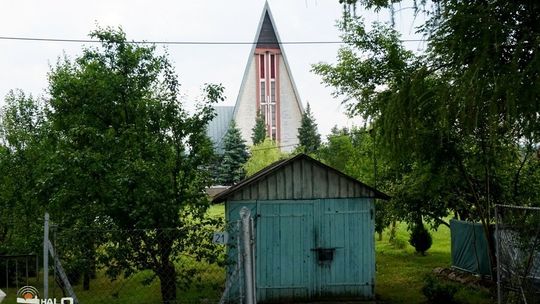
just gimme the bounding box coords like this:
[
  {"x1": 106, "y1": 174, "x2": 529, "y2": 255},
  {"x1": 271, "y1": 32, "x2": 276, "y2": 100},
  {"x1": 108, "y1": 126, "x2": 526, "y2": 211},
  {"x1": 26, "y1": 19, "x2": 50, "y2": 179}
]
[{"x1": 226, "y1": 156, "x2": 378, "y2": 201}]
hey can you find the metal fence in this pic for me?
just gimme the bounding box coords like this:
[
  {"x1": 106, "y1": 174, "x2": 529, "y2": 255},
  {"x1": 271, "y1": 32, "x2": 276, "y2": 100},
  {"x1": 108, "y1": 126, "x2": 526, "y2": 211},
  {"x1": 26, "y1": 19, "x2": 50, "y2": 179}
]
[
  {"x1": 0, "y1": 254, "x2": 39, "y2": 292},
  {"x1": 0, "y1": 217, "x2": 41, "y2": 302},
  {"x1": 0, "y1": 208, "x2": 257, "y2": 304},
  {"x1": 496, "y1": 204, "x2": 540, "y2": 304}
]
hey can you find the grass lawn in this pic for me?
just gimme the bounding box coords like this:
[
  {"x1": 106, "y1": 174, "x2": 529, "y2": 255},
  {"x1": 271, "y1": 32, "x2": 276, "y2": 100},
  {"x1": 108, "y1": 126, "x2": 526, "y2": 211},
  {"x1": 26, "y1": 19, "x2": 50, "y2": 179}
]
[
  {"x1": 1, "y1": 256, "x2": 224, "y2": 304},
  {"x1": 376, "y1": 222, "x2": 493, "y2": 303},
  {"x1": 217, "y1": 202, "x2": 493, "y2": 303},
  {"x1": 1, "y1": 206, "x2": 493, "y2": 303}
]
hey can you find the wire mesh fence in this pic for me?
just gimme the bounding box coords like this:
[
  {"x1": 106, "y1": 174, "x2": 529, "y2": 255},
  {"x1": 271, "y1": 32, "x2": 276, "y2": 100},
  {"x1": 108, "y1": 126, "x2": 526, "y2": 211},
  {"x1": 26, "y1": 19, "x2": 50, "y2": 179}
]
[
  {"x1": 496, "y1": 204, "x2": 540, "y2": 304},
  {"x1": 0, "y1": 218, "x2": 42, "y2": 298},
  {"x1": 0, "y1": 215, "x2": 247, "y2": 304}
]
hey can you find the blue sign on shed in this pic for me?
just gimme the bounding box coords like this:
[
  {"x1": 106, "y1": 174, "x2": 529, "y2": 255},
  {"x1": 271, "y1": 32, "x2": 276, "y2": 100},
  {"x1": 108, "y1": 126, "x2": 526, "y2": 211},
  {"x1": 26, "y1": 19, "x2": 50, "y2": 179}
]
[{"x1": 213, "y1": 154, "x2": 389, "y2": 303}]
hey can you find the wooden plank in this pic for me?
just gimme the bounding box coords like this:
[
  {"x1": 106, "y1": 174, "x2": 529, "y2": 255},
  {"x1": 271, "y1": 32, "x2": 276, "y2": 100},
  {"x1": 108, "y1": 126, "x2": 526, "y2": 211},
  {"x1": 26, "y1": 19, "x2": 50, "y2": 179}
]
[
  {"x1": 353, "y1": 183, "x2": 360, "y2": 197},
  {"x1": 302, "y1": 159, "x2": 313, "y2": 199},
  {"x1": 241, "y1": 184, "x2": 249, "y2": 200},
  {"x1": 285, "y1": 164, "x2": 294, "y2": 200},
  {"x1": 339, "y1": 176, "x2": 349, "y2": 198},
  {"x1": 257, "y1": 177, "x2": 267, "y2": 200},
  {"x1": 312, "y1": 164, "x2": 327, "y2": 198},
  {"x1": 250, "y1": 183, "x2": 258, "y2": 200},
  {"x1": 327, "y1": 171, "x2": 340, "y2": 198},
  {"x1": 347, "y1": 180, "x2": 354, "y2": 197},
  {"x1": 276, "y1": 170, "x2": 286, "y2": 200},
  {"x1": 267, "y1": 174, "x2": 277, "y2": 200},
  {"x1": 293, "y1": 159, "x2": 302, "y2": 199}
]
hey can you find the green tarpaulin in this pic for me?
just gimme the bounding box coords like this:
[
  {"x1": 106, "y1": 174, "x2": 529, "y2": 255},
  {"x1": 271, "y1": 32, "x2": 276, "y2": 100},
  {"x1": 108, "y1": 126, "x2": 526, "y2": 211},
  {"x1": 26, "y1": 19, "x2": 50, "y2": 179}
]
[{"x1": 450, "y1": 219, "x2": 492, "y2": 276}]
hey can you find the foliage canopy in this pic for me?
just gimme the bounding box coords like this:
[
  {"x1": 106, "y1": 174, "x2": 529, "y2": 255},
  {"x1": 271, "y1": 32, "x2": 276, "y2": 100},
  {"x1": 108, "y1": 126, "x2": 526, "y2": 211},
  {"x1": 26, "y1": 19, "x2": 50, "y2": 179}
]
[
  {"x1": 297, "y1": 103, "x2": 322, "y2": 155},
  {"x1": 316, "y1": 0, "x2": 540, "y2": 266},
  {"x1": 216, "y1": 120, "x2": 249, "y2": 185},
  {"x1": 0, "y1": 27, "x2": 224, "y2": 303},
  {"x1": 251, "y1": 111, "x2": 267, "y2": 146}
]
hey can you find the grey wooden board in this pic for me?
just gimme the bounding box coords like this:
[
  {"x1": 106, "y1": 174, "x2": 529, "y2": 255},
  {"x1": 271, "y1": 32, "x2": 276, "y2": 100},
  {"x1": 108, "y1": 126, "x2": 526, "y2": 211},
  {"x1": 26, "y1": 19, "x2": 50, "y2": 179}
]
[{"x1": 229, "y1": 158, "x2": 377, "y2": 201}]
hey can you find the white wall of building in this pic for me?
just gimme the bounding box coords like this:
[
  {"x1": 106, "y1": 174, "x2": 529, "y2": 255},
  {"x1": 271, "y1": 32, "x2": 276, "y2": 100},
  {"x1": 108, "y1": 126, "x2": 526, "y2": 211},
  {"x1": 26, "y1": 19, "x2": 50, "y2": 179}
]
[
  {"x1": 278, "y1": 58, "x2": 302, "y2": 152},
  {"x1": 233, "y1": 54, "x2": 302, "y2": 152},
  {"x1": 233, "y1": 58, "x2": 258, "y2": 146}
]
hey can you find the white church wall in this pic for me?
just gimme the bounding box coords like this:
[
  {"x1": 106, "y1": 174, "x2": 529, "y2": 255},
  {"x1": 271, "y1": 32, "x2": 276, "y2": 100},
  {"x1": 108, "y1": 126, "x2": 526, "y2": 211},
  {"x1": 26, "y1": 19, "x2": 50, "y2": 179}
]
[
  {"x1": 279, "y1": 58, "x2": 302, "y2": 152},
  {"x1": 233, "y1": 59, "x2": 258, "y2": 145}
]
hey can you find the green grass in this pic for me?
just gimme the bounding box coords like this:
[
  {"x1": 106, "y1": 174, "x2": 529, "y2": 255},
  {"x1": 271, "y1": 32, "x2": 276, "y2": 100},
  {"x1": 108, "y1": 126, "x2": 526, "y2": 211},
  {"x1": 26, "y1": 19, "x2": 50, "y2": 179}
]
[
  {"x1": 72, "y1": 256, "x2": 225, "y2": 304},
  {"x1": 2, "y1": 256, "x2": 224, "y2": 304},
  {"x1": 375, "y1": 222, "x2": 493, "y2": 303},
  {"x1": 1, "y1": 209, "x2": 493, "y2": 303}
]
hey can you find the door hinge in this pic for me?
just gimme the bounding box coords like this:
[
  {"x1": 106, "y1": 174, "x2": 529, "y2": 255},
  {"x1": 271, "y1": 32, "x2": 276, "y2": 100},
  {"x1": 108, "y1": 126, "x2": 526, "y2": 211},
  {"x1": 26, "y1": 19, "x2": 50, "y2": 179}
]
[{"x1": 370, "y1": 209, "x2": 373, "y2": 220}]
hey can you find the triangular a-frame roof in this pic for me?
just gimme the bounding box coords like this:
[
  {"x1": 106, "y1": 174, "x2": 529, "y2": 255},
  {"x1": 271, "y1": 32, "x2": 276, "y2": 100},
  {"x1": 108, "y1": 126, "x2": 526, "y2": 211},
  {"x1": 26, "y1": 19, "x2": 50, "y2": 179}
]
[
  {"x1": 232, "y1": 1, "x2": 305, "y2": 119},
  {"x1": 212, "y1": 154, "x2": 390, "y2": 203},
  {"x1": 256, "y1": 10, "x2": 279, "y2": 49}
]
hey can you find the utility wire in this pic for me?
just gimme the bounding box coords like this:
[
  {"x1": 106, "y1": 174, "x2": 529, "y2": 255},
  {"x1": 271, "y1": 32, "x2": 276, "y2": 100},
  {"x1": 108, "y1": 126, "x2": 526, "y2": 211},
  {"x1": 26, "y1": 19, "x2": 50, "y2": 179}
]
[
  {"x1": 0, "y1": 36, "x2": 425, "y2": 45},
  {"x1": 250, "y1": 143, "x2": 297, "y2": 151}
]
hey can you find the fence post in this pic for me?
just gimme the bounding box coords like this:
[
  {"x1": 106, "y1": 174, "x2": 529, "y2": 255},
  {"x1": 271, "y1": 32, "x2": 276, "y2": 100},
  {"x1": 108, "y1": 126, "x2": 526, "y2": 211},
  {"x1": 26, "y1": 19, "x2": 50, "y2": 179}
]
[
  {"x1": 494, "y1": 205, "x2": 501, "y2": 304},
  {"x1": 43, "y1": 213, "x2": 49, "y2": 299},
  {"x1": 240, "y1": 207, "x2": 256, "y2": 304},
  {"x1": 237, "y1": 220, "x2": 244, "y2": 303}
]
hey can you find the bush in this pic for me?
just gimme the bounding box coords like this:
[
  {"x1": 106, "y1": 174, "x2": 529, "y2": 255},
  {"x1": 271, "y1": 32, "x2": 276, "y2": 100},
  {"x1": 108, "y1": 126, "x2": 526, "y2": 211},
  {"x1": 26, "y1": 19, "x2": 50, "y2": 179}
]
[
  {"x1": 389, "y1": 237, "x2": 407, "y2": 249},
  {"x1": 422, "y1": 275, "x2": 459, "y2": 304},
  {"x1": 409, "y1": 223, "x2": 432, "y2": 255}
]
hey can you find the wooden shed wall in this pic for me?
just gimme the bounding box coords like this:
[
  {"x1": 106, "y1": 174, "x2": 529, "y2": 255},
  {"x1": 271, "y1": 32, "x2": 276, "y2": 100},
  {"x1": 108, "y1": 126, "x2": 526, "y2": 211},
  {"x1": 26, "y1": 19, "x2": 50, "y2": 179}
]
[
  {"x1": 225, "y1": 198, "x2": 375, "y2": 302},
  {"x1": 229, "y1": 158, "x2": 374, "y2": 201}
]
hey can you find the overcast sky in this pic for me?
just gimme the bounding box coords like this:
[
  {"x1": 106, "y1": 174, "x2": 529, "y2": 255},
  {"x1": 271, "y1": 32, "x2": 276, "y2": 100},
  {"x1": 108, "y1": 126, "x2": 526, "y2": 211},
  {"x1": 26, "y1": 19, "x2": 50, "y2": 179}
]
[{"x1": 0, "y1": 0, "x2": 424, "y2": 137}]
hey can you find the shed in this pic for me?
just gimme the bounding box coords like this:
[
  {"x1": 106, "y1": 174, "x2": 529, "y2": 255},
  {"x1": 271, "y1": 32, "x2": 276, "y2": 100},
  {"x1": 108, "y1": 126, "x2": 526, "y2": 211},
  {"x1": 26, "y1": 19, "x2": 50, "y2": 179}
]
[{"x1": 213, "y1": 154, "x2": 389, "y2": 302}]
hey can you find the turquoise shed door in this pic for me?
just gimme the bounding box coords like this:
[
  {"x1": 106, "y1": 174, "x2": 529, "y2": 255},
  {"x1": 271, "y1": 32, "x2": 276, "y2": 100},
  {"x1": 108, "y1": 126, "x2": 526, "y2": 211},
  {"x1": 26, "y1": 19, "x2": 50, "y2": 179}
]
[
  {"x1": 256, "y1": 201, "x2": 314, "y2": 302},
  {"x1": 317, "y1": 198, "x2": 374, "y2": 298},
  {"x1": 253, "y1": 199, "x2": 374, "y2": 302}
]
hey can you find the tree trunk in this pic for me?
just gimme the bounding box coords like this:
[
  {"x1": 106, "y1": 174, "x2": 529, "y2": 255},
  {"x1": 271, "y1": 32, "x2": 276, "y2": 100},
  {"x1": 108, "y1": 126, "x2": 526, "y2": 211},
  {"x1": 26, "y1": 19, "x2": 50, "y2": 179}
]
[
  {"x1": 83, "y1": 271, "x2": 90, "y2": 290},
  {"x1": 158, "y1": 260, "x2": 177, "y2": 304},
  {"x1": 388, "y1": 221, "x2": 397, "y2": 242},
  {"x1": 377, "y1": 231, "x2": 383, "y2": 241},
  {"x1": 83, "y1": 241, "x2": 96, "y2": 290}
]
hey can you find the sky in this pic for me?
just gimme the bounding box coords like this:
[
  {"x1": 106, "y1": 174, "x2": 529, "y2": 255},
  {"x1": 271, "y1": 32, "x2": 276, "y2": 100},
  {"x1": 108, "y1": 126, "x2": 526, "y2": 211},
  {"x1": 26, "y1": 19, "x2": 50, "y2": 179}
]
[{"x1": 0, "y1": 0, "x2": 425, "y2": 137}]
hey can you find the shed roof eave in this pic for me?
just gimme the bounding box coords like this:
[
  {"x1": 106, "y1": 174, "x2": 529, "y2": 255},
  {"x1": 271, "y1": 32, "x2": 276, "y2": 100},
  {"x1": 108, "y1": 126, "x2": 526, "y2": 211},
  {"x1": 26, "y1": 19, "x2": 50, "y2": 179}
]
[{"x1": 212, "y1": 153, "x2": 390, "y2": 203}]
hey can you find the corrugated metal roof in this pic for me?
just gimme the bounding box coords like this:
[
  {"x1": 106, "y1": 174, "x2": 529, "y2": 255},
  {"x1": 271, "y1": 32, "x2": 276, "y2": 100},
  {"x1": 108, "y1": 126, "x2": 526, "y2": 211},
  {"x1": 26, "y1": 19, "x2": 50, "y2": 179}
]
[
  {"x1": 207, "y1": 106, "x2": 234, "y2": 153},
  {"x1": 212, "y1": 153, "x2": 390, "y2": 202}
]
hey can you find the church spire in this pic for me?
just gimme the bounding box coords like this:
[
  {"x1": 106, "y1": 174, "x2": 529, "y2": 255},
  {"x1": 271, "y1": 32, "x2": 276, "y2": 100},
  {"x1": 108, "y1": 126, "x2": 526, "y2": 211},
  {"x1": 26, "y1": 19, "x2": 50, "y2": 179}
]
[
  {"x1": 256, "y1": 11, "x2": 280, "y2": 49},
  {"x1": 231, "y1": 1, "x2": 304, "y2": 152}
]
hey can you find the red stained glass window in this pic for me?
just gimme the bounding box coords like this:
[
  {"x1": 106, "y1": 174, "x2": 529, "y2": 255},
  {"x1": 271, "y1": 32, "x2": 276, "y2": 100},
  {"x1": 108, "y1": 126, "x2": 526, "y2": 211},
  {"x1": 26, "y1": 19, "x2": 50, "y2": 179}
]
[
  {"x1": 260, "y1": 55, "x2": 265, "y2": 79},
  {"x1": 270, "y1": 54, "x2": 275, "y2": 79}
]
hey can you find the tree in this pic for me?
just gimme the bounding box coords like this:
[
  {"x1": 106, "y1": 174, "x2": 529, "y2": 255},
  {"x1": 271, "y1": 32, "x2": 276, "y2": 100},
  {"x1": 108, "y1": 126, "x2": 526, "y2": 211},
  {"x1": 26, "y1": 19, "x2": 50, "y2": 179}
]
[
  {"x1": 44, "y1": 27, "x2": 222, "y2": 303},
  {"x1": 245, "y1": 139, "x2": 287, "y2": 176},
  {"x1": 319, "y1": 126, "x2": 354, "y2": 172},
  {"x1": 0, "y1": 90, "x2": 48, "y2": 256},
  {"x1": 216, "y1": 120, "x2": 249, "y2": 185},
  {"x1": 316, "y1": 1, "x2": 540, "y2": 270},
  {"x1": 251, "y1": 111, "x2": 266, "y2": 145},
  {"x1": 319, "y1": 126, "x2": 391, "y2": 240},
  {"x1": 297, "y1": 103, "x2": 321, "y2": 154},
  {"x1": 409, "y1": 223, "x2": 432, "y2": 256}
]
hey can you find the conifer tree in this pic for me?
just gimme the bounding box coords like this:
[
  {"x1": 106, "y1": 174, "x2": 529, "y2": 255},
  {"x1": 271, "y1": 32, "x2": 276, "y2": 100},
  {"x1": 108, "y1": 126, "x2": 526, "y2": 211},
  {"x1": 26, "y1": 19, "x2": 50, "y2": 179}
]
[
  {"x1": 251, "y1": 111, "x2": 267, "y2": 145},
  {"x1": 217, "y1": 120, "x2": 249, "y2": 185},
  {"x1": 297, "y1": 103, "x2": 321, "y2": 154}
]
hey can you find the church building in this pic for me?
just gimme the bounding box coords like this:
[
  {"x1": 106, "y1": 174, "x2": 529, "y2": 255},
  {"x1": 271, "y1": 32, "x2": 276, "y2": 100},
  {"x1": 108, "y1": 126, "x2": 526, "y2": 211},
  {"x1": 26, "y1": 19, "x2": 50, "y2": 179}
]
[{"x1": 208, "y1": 2, "x2": 304, "y2": 152}]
